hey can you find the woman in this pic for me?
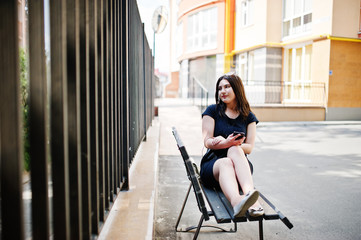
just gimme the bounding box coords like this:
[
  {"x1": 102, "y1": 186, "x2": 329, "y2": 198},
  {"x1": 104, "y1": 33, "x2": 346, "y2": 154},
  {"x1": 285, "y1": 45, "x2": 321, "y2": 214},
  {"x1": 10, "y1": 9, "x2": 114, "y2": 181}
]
[{"x1": 200, "y1": 73, "x2": 264, "y2": 218}]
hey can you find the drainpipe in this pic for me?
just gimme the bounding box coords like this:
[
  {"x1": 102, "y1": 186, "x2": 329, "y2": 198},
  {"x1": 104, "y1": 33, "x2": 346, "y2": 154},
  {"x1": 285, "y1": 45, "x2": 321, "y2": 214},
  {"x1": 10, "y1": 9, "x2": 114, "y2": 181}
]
[{"x1": 224, "y1": 0, "x2": 235, "y2": 73}]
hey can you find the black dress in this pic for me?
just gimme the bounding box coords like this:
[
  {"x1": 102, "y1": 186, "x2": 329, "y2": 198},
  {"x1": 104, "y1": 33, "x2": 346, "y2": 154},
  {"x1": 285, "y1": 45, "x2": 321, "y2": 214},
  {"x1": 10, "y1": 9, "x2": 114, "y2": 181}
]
[{"x1": 200, "y1": 104, "x2": 259, "y2": 189}]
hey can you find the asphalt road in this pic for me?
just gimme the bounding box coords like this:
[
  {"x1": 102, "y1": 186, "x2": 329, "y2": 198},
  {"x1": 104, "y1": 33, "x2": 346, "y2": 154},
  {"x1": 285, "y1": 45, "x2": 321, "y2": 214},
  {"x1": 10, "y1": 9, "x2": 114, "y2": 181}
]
[{"x1": 154, "y1": 100, "x2": 361, "y2": 240}]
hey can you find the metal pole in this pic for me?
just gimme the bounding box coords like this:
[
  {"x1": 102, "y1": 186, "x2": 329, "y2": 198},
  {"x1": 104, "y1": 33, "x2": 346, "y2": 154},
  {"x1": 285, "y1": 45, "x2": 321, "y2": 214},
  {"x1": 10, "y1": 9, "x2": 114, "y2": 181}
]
[{"x1": 153, "y1": 31, "x2": 155, "y2": 57}]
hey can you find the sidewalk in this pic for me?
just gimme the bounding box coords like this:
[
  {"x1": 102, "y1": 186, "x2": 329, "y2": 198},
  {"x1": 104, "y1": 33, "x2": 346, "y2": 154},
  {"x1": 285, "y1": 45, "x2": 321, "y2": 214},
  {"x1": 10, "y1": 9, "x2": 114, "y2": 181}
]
[
  {"x1": 98, "y1": 98, "x2": 203, "y2": 240},
  {"x1": 100, "y1": 98, "x2": 361, "y2": 240},
  {"x1": 98, "y1": 116, "x2": 160, "y2": 240}
]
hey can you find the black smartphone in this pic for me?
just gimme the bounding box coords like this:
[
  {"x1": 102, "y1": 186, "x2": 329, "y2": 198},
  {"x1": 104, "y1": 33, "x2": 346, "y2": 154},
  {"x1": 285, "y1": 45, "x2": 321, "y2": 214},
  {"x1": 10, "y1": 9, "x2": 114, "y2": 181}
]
[{"x1": 233, "y1": 131, "x2": 245, "y2": 140}]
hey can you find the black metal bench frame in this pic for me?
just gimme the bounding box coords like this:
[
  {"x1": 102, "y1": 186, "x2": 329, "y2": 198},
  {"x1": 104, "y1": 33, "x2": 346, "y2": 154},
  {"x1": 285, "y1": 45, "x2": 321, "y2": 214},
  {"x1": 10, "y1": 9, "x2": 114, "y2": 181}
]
[{"x1": 172, "y1": 127, "x2": 293, "y2": 240}]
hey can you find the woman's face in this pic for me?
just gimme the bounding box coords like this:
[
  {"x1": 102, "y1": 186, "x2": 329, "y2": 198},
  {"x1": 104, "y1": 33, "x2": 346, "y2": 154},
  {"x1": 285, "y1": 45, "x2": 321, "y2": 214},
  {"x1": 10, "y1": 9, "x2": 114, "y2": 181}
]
[{"x1": 218, "y1": 79, "x2": 236, "y2": 104}]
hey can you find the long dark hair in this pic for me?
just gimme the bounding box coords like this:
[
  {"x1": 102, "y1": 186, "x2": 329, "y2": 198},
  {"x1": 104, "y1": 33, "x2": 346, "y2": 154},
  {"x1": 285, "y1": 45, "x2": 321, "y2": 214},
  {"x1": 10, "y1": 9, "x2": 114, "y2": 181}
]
[{"x1": 215, "y1": 74, "x2": 250, "y2": 120}]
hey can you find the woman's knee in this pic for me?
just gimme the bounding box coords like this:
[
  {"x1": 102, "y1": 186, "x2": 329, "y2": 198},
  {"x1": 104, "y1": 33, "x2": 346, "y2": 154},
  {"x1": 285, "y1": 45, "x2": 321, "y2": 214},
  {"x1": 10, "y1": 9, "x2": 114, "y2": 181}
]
[
  {"x1": 213, "y1": 157, "x2": 235, "y2": 180},
  {"x1": 228, "y1": 145, "x2": 244, "y2": 156},
  {"x1": 215, "y1": 157, "x2": 234, "y2": 170}
]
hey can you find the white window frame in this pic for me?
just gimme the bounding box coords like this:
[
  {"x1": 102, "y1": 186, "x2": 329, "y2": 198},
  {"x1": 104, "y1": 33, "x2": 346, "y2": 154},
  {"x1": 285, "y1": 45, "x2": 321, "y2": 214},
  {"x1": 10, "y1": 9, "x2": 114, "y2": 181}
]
[
  {"x1": 238, "y1": 0, "x2": 254, "y2": 27},
  {"x1": 187, "y1": 7, "x2": 218, "y2": 53},
  {"x1": 283, "y1": 43, "x2": 312, "y2": 103},
  {"x1": 237, "y1": 51, "x2": 254, "y2": 85},
  {"x1": 283, "y1": 0, "x2": 312, "y2": 38},
  {"x1": 238, "y1": 53, "x2": 248, "y2": 83}
]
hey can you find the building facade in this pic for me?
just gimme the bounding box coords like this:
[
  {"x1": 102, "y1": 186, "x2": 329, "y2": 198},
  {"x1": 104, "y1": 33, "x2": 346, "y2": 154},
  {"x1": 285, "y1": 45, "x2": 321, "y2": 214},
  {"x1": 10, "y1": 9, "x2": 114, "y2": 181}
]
[
  {"x1": 18, "y1": 0, "x2": 27, "y2": 48},
  {"x1": 174, "y1": 0, "x2": 361, "y2": 121}
]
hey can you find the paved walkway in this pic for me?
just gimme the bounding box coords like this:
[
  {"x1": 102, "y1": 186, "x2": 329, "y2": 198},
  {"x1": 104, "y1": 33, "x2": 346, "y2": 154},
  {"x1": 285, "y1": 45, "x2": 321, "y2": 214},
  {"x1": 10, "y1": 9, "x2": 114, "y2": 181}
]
[{"x1": 100, "y1": 98, "x2": 361, "y2": 240}]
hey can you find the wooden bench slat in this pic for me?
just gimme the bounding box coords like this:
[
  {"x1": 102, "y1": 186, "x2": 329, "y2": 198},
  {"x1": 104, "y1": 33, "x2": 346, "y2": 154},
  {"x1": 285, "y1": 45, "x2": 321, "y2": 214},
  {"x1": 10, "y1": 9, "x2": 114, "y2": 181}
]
[
  {"x1": 202, "y1": 186, "x2": 232, "y2": 223},
  {"x1": 217, "y1": 190, "x2": 248, "y2": 222}
]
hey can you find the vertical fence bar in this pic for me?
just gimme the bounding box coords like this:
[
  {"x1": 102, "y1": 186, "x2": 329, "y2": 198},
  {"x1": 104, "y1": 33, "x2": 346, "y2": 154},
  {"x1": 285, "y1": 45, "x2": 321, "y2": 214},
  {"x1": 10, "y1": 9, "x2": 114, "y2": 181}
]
[
  {"x1": 50, "y1": 0, "x2": 71, "y2": 238},
  {"x1": 109, "y1": 0, "x2": 115, "y2": 202},
  {"x1": 113, "y1": 0, "x2": 116, "y2": 194},
  {"x1": 117, "y1": 0, "x2": 121, "y2": 192},
  {"x1": 66, "y1": 0, "x2": 82, "y2": 238},
  {"x1": 142, "y1": 23, "x2": 147, "y2": 141},
  {"x1": 121, "y1": 0, "x2": 130, "y2": 190},
  {"x1": 120, "y1": 0, "x2": 125, "y2": 189},
  {"x1": 128, "y1": 0, "x2": 134, "y2": 161},
  {"x1": 151, "y1": 55, "x2": 155, "y2": 122},
  {"x1": 28, "y1": 0, "x2": 50, "y2": 238},
  {"x1": 103, "y1": 0, "x2": 110, "y2": 211},
  {"x1": 113, "y1": 0, "x2": 119, "y2": 192},
  {"x1": 89, "y1": 0, "x2": 100, "y2": 235},
  {"x1": 79, "y1": 0, "x2": 92, "y2": 237},
  {"x1": 0, "y1": 1, "x2": 24, "y2": 239},
  {"x1": 115, "y1": 0, "x2": 121, "y2": 190},
  {"x1": 97, "y1": 0, "x2": 106, "y2": 223}
]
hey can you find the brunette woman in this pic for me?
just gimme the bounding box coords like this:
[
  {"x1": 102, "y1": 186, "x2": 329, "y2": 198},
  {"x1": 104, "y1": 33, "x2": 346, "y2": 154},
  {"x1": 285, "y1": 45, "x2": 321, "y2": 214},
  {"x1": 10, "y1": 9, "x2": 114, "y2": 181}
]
[{"x1": 200, "y1": 74, "x2": 263, "y2": 217}]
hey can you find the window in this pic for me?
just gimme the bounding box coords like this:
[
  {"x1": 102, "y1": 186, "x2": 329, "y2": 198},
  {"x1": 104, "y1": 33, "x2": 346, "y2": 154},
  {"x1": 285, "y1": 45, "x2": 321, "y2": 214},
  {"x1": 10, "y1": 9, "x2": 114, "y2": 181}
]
[
  {"x1": 284, "y1": 44, "x2": 312, "y2": 102},
  {"x1": 283, "y1": 0, "x2": 312, "y2": 38},
  {"x1": 238, "y1": 53, "x2": 247, "y2": 81},
  {"x1": 237, "y1": 51, "x2": 254, "y2": 85},
  {"x1": 237, "y1": 0, "x2": 254, "y2": 27},
  {"x1": 187, "y1": 7, "x2": 217, "y2": 52}
]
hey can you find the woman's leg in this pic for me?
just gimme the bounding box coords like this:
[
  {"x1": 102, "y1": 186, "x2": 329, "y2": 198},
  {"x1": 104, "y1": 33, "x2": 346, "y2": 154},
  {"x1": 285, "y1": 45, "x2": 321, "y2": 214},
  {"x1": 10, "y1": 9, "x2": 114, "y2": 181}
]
[
  {"x1": 227, "y1": 146, "x2": 254, "y2": 193},
  {"x1": 213, "y1": 157, "x2": 243, "y2": 207},
  {"x1": 227, "y1": 145, "x2": 262, "y2": 208}
]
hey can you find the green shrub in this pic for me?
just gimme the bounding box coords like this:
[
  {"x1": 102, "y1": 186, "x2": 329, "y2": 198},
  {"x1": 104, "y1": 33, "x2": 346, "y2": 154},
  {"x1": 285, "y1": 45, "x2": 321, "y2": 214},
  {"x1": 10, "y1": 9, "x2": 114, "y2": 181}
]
[{"x1": 20, "y1": 47, "x2": 30, "y2": 172}]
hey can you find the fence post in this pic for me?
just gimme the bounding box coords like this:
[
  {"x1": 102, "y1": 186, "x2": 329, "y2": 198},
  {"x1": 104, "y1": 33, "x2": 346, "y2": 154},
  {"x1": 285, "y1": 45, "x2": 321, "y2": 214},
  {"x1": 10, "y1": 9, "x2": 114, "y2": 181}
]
[
  {"x1": 0, "y1": 1, "x2": 24, "y2": 239},
  {"x1": 28, "y1": 0, "x2": 50, "y2": 238},
  {"x1": 87, "y1": 0, "x2": 101, "y2": 234},
  {"x1": 143, "y1": 23, "x2": 147, "y2": 141},
  {"x1": 79, "y1": 0, "x2": 92, "y2": 237},
  {"x1": 121, "y1": 0, "x2": 130, "y2": 190},
  {"x1": 66, "y1": 0, "x2": 83, "y2": 238},
  {"x1": 50, "y1": 0, "x2": 71, "y2": 238}
]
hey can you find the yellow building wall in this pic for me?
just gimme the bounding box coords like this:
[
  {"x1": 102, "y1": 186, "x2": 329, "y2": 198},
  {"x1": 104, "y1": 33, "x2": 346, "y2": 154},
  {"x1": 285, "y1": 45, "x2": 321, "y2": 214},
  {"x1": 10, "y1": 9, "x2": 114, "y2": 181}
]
[
  {"x1": 332, "y1": 0, "x2": 360, "y2": 38},
  {"x1": 328, "y1": 40, "x2": 361, "y2": 107},
  {"x1": 312, "y1": 39, "x2": 331, "y2": 106},
  {"x1": 265, "y1": 0, "x2": 282, "y2": 42},
  {"x1": 234, "y1": 0, "x2": 268, "y2": 50},
  {"x1": 312, "y1": 0, "x2": 333, "y2": 35}
]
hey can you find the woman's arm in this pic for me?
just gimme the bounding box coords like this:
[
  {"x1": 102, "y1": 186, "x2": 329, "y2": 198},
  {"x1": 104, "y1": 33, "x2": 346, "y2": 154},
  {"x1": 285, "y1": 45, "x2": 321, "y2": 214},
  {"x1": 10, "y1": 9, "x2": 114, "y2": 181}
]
[
  {"x1": 202, "y1": 115, "x2": 216, "y2": 148},
  {"x1": 241, "y1": 122, "x2": 257, "y2": 154},
  {"x1": 202, "y1": 115, "x2": 241, "y2": 150}
]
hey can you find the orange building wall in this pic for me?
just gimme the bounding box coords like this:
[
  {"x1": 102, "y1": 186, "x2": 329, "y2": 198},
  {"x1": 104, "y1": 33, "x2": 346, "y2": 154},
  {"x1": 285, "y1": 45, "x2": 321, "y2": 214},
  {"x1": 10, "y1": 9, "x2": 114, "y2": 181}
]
[
  {"x1": 177, "y1": 0, "x2": 225, "y2": 62},
  {"x1": 178, "y1": 0, "x2": 223, "y2": 17},
  {"x1": 328, "y1": 40, "x2": 361, "y2": 107},
  {"x1": 165, "y1": 71, "x2": 180, "y2": 98},
  {"x1": 252, "y1": 107, "x2": 325, "y2": 122}
]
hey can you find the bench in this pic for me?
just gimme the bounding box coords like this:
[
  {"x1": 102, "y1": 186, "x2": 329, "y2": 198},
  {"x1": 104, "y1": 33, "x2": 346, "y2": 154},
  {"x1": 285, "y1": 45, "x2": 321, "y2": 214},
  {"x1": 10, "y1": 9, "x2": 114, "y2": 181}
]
[{"x1": 172, "y1": 127, "x2": 293, "y2": 240}]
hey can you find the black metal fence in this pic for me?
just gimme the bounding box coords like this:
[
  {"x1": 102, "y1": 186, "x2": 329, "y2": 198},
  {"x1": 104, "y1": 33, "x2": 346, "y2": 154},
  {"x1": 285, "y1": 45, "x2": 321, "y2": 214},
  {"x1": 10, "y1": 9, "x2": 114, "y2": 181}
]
[
  {"x1": 243, "y1": 81, "x2": 326, "y2": 106},
  {"x1": 190, "y1": 77, "x2": 209, "y2": 113},
  {"x1": 0, "y1": 0, "x2": 154, "y2": 239},
  {"x1": 191, "y1": 79, "x2": 326, "y2": 108}
]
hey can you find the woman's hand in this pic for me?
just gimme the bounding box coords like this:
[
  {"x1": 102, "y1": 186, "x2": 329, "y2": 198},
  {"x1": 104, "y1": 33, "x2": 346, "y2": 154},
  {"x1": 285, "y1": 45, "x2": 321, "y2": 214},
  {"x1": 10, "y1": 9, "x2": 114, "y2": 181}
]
[
  {"x1": 210, "y1": 134, "x2": 245, "y2": 149},
  {"x1": 226, "y1": 133, "x2": 245, "y2": 146},
  {"x1": 211, "y1": 136, "x2": 224, "y2": 146}
]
